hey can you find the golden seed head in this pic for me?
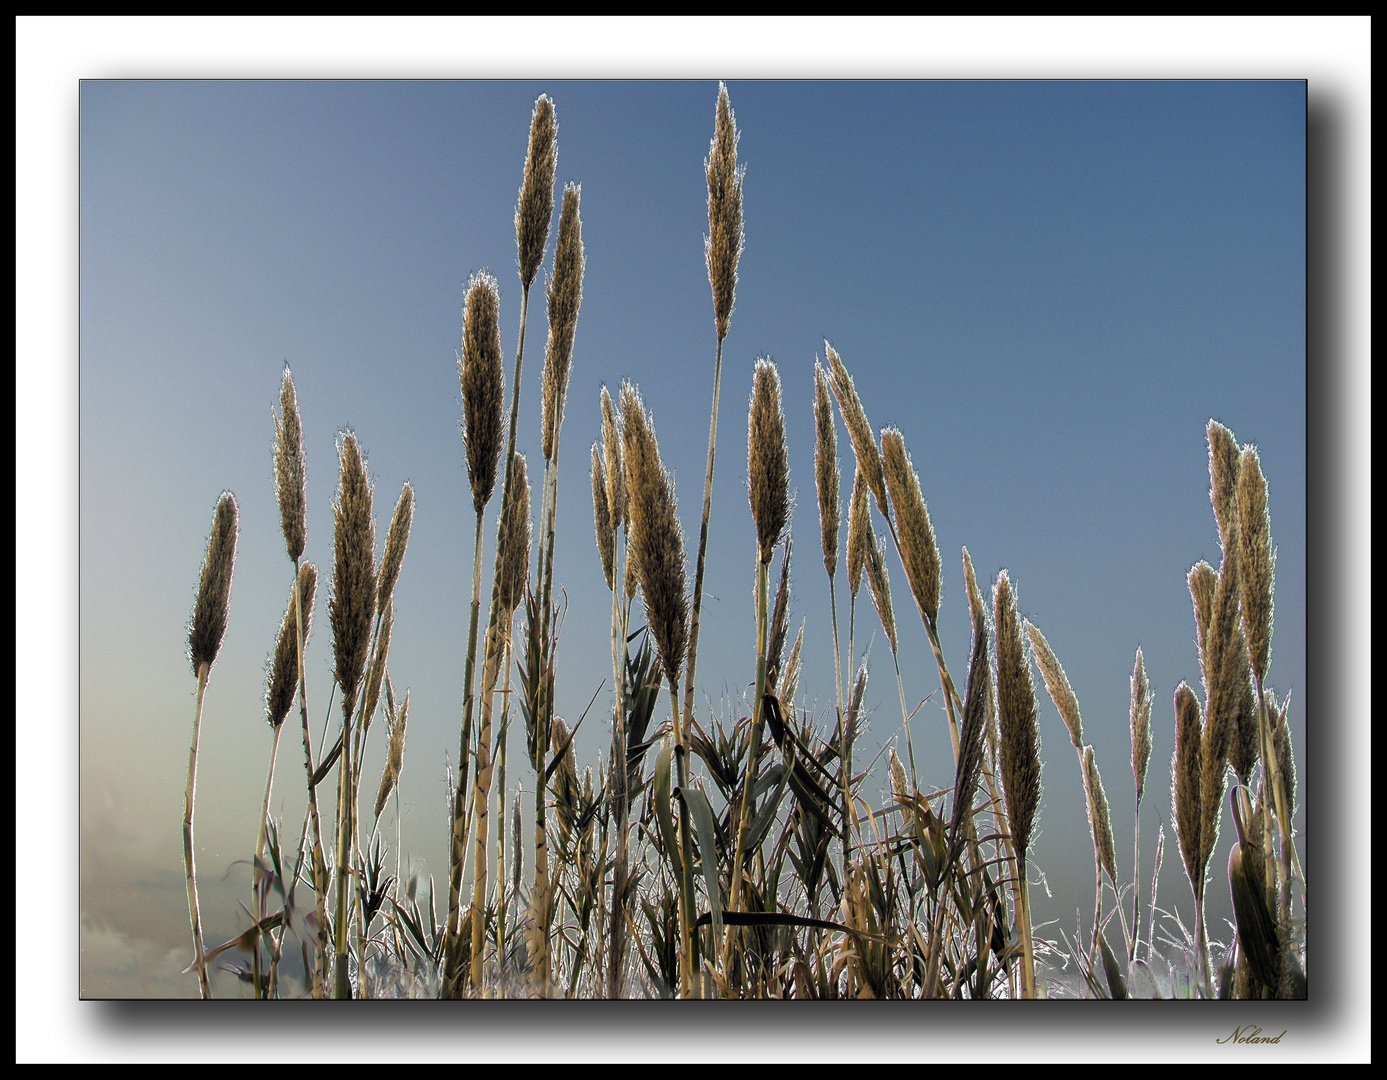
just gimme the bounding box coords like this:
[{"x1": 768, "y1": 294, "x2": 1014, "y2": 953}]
[
  {"x1": 265, "y1": 561, "x2": 317, "y2": 729},
  {"x1": 1272, "y1": 691, "x2": 1296, "y2": 816},
  {"x1": 765, "y1": 540, "x2": 793, "y2": 691},
  {"x1": 846, "y1": 466, "x2": 870, "y2": 599},
  {"x1": 994, "y1": 570, "x2": 1041, "y2": 858},
  {"x1": 1172, "y1": 681, "x2": 1204, "y2": 892},
  {"x1": 329, "y1": 431, "x2": 376, "y2": 717},
  {"x1": 1228, "y1": 649, "x2": 1260, "y2": 786},
  {"x1": 541, "y1": 183, "x2": 585, "y2": 463},
  {"x1": 360, "y1": 600, "x2": 393, "y2": 735},
  {"x1": 189, "y1": 492, "x2": 239, "y2": 676},
  {"x1": 600, "y1": 385, "x2": 626, "y2": 533},
  {"x1": 273, "y1": 368, "x2": 307, "y2": 564},
  {"x1": 881, "y1": 427, "x2": 941, "y2": 625},
  {"x1": 1236, "y1": 445, "x2": 1275, "y2": 683},
  {"x1": 1024, "y1": 619, "x2": 1083, "y2": 749},
  {"x1": 865, "y1": 534, "x2": 897, "y2": 655},
  {"x1": 621, "y1": 381, "x2": 689, "y2": 688},
  {"x1": 963, "y1": 547, "x2": 998, "y2": 763},
  {"x1": 516, "y1": 94, "x2": 558, "y2": 290},
  {"x1": 845, "y1": 654, "x2": 868, "y2": 752},
  {"x1": 1130, "y1": 647, "x2": 1152, "y2": 802},
  {"x1": 498, "y1": 451, "x2": 532, "y2": 613},
  {"x1": 706, "y1": 82, "x2": 745, "y2": 342},
  {"x1": 459, "y1": 271, "x2": 505, "y2": 515},
  {"x1": 1188, "y1": 560, "x2": 1218, "y2": 672},
  {"x1": 1081, "y1": 744, "x2": 1118, "y2": 884},
  {"x1": 1199, "y1": 538, "x2": 1243, "y2": 868},
  {"x1": 889, "y1": 747, "x2": 910, "y2": 804},
  {"x1": 825, "y1": 342, "x2": 888, "y2": 520},
  {"x1": 950, "y1": 611, "x2": 992, "y2": 854},
  {"x1": 748, "y1": 358, "x2": 789, "y2": 565},
  {"x1": 1207, "y1": 419, "x2": 1241, "y2": 558},
  {"x1": 592, "y1": 442, "x2": 614, "y2": 591},
  {"x1": 377, "y1": 482, "x2": 414, "y2": 614},
  {"x1": 813, "y1": 361, "x2": 840, "y2": 581}
]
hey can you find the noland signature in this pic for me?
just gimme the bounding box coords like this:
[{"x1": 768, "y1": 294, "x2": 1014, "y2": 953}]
[{"x1": 1218, "y1": 1025, "x2": 1287, "y2": 1045}]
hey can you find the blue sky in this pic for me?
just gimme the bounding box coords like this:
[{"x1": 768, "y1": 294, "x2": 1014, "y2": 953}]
[{"x1": 23, "y1": 16, "x2": 1370, "y2": 1064}]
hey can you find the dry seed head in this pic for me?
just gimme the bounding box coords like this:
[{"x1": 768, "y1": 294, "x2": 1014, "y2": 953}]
[
  {"x1": 459, "y1": 271, "x2": 505, "y2": 515},
  {"x1": 377, "y1": 482, "x2": 414, "y2": 614},
  {"x1": 273, "y1": 369, "x2": 306, "y2": 563},
  {"x1": 748, "y1": 358, "x2": 789, "y2": 565},
  {"x1": 765, "y1": 539, "x2": 793, "y2": 690},
  {"x1": 265, "y1": 562, "x2": 317, "y2": 728},
  {"x1": 1237, "y1": 445, "x2": 1275, "y2": 682},
  {"x1": 846, "y1": 466, "x2": 870, "y2": 599},
  {"x1": 600, "y1": 385, "x2": 626, "y2": 532},
  {"x1": 374, "y1": 688, "x2": 410, "y2": 819},
  {"x1": 845, "y1": 655, "x2": 868, "y2": 751},
  {"x1": 889, "y1": 747, "x2": 910, "y2": 804},
  {"x1": 189, "y1": 492, "x2": 240, "y2": 675},
  {"x1": 781, "y1": 620, "x2": 805, "y2": 707},
  {"x1": 813, "y1": 361, "x2": 840, "y2": 580},
  {"x1": 950, "y1": 613, "x2": 992, "y2": 854},
  {"x1": 825, "y1": 342, "x2": 888, "y2": 520},
  {"x1": 1024, "y1": 620, "x2": 1083, "y2": 749},
  {"x1": 865, "y1": 535, "x2": 897, "y2": 655},
  {"x1": 1207, "y1": 420, "x2": 1241, "y2": 558},
  {"x1": 705, "y1": 82, "x2": 745, "y2": 342},
  {"x1": 1199, "y1": 540, "x2": 1243, "y2": 868},
  {"x1": 621, "y1": 382, "x2": 689, "y2": 688},
  {"x1": 1172, "y1": 682, "x2": 1203, "y2": 891},
  {"x1": 592, "y1": 442, "x2": 614, "y2": 590},
  {"x1": 329, "y1": 431, "x2": 377, "y2": 715},
  {"x1": 498, "y1": 451, "x2": 532, "y2": 613},
  {"x1": 963, "y1": 548, "x2": 999, "y2": 764},
  {"x1": 994, "y1": 571, "x2": 1041, "y2": 858},
  {"x1": 541, "y1": 184, "x2": 585, "y2": 463},
  {"x1": 1130, "y1": 647, "x2": 1152, "y2": 802},
  {"x1": 1081, "y1": 744, "x2": 1119, "y2": 884},
  {"x1": 881, "y1": 427, "x2": 941, "y2": 625},
  {"x1": 516, "y1": 95, "x2": 558, "y2": 290},
  {"x1": 1272, "y1": 691, "x2": 1296, "y2": 816},
  {"x1": 1188, "y1": 560, "x2": 1218, "y2": 671}
]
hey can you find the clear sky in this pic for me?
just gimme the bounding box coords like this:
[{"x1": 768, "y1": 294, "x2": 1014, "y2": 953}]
[{"x1": 24, "y1": 14, "x2": 1370, "y2": 1063}]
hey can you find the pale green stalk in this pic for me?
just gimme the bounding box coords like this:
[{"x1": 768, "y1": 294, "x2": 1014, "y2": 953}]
[{"x1": 183, "y1": 663, "x2": 213, "y2": 999}]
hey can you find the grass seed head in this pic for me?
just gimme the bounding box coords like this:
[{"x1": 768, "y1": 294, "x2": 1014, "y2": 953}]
[
  {"x1": 1081, "y1": 744, "x2": 1118, "y2": 884},
  {"x1": 374, "y1": 687, "x2": 409, "y2": 819},
  {"x1": 813, "y1": 360, "x2": 840, "y2": 580},
  {"x1": 621, "y1": 381, "x2": 689, "y2": 688},
  {"x1": 706, "y1": 82, "x2": 745, "y2": 342},
  {"x1": 865, "y1": 535, "x2": 897, "y2": 655},
  {"x1": 825, "y1": 342, "x2": 888, "y2": 520},
  {"x1": 748, "y1": 358, "x2": 789, "y2": 565},
  {"x1": 273, "y1": 368, "x2": 306, "y2": 563},
  {"x1": 329, "y1": 431, "x2": 376, "y2": 715},
  {"x1": 1130, "y1": 647, "x2": 1152, "y2": 802},
  {"x1": 881, "y1": 427, "x2": 940, "y2": 626},
  {"x1": 542, "y1": 183, "x2": 585, "y2": 463},
  {"x1": 847, "y1": 466, "x2": 870, "y2": 599},
  {"x1": 1024, "y1": 619, "x2": 1083, "y2": 750},
  {"x1": 1172, "y1": 681, "x2": 1204, "y2": 892},
  {"x1": 377, "y1": 482, "x2": 414, "y2": 614},
  {"x1": 1188, "y1": 560, "x2": 1218, "y2": 672},
  {"x1": 1207, "y1": 420, "x2": 1241, "y2": 558},
  {"x1": 1272, "y1": 691, "x2": 1296, "y2": 816},
  {"x1": 498, "y1": 451, "x2": 532, "y2": 613},
  {"x1": 592, "y1": 442, "x2": 614, "y2": 590},
  {"x1": 600, "y1": 385, "x2": 626, "y2": 533},
  {"x1": 459, "y1": 271, "x2": 505, "y2": 515},
  {"x1": 516, "y1": 95, "x2": 558, "y2": 290},
  {"x1": 266, "y1": 561, "x2": 317, "y2": 728},
  {"x1": 189, "y1": 492, "x2": 239, "y2": 676},
  {"x1": 994, "y1": 570, "x2": 1041, "y2": 859},
  {"x1": 1237, "y1": 445, "x2": 1275, "y2": 682}
]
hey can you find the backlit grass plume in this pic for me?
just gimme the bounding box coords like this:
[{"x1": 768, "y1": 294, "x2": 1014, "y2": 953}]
[
  {"x1": 516, "y1": 95, "x2": 558, "y2": 291},
  {"x1": 748, "y1": 358, "x2": 789, "y2": 566},
  {"x1": 825, "y1": 342, "x2": 887, "y2": 518},
  {"x1": 541, "y1": 184, "x2": 584, "y2": 464},
  {"x1": 184, "y1": 491, "x2": 239, "y2": 1000},
  {"x1": 460, "y1": 271, "x2": 505, "y2": 514},
  {"x1": 273, "y1": 369, "x2": 306, "y2": 564},
  {"x1": 266, "y1": 562, "x2": 318, "y2": 730},
  {"x1": 706, "y1": 81, "x2": 744, "y2": 343},
  {"x1": 880, "y1": 426, "x2": 940, "y2": 627}
]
